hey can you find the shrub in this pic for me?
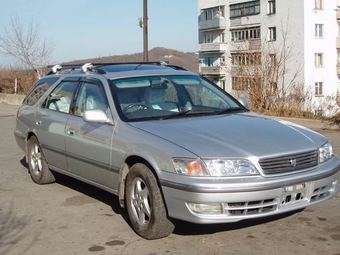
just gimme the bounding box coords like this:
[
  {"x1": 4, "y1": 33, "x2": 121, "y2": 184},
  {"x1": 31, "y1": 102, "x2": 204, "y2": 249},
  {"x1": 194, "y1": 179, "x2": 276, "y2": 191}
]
[{"x1": 328, "y1": 112, "x2": 340, "y2": 130}]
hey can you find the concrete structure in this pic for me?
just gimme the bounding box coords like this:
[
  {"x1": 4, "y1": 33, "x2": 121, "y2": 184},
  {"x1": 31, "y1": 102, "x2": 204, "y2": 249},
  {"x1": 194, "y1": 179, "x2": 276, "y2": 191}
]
[
  {"x1": 198, "y1": 0, "x2": 340, "y2": 115},
  {"x1": 0, "y1": 93, "x2": 25, "y2": 105}
]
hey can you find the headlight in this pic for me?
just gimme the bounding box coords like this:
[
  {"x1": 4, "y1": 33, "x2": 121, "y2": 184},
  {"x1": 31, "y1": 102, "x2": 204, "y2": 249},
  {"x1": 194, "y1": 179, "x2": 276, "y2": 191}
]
[
  {"x1": 172, "y1": 158, "x2": 259, "y2": 177},
  {"x1": 319, "y1": 142, "x2": 333, "y2": 163},
  {"x1": 204, "y1": 159, "x2": 259, "y2": 176}
]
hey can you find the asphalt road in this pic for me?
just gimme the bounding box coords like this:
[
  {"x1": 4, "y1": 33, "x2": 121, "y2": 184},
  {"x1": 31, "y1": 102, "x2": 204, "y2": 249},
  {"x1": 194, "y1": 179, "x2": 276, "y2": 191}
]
[{"x1": 0, "y1": 103, "x2": 339, "y2": 255}]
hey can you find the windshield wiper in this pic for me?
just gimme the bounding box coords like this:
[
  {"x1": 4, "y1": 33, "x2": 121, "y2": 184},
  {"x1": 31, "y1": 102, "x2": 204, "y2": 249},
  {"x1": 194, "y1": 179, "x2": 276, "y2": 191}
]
[
  {"x1": 161, "y1": 110, "x2": 215, "y2": 120},
  {"x1": 161, "y1": 107, "x2": 245, "y2": 120},
  {"x1": 217, "y1": 107, "x2": 246, "y2": 115}
]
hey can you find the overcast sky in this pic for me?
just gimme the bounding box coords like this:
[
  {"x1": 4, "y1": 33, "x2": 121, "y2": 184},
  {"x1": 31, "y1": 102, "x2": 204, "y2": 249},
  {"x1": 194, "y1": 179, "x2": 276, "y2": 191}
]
[{"x1": 0, "y1": 0, "x2": 199, "y2": 66}]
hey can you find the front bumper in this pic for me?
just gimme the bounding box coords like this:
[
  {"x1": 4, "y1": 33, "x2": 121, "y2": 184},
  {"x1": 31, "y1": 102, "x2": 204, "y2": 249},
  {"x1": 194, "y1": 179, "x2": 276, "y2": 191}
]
[{"x1": 160, "y1": 156, "x2": 340, "y2": 224}]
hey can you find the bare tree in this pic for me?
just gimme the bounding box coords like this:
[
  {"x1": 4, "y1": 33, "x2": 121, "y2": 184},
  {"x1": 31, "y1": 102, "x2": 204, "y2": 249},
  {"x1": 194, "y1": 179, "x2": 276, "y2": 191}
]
[
  {"x1": 0, "y1": 16, "x2": 54, "y2": 78},
  {"x1": 230, "y1": 18, "x2": 305, "y2": 115}
]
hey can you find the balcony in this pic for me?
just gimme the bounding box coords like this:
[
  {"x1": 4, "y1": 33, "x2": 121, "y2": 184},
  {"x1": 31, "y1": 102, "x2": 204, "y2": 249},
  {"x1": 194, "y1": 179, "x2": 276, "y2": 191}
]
[
  {"x1": 230, "y1": 17, "x2": 261, "y2": 28},
  {"x1": 229, "y1": 39, "x2": 262, "y2": 52},
  {"x1": 199, "y1": 43, "x2": 228, "y2": 53},
  {"x1": 199, "y1": 18, "x2": 226, "y2": 31},
  {"x1": 200, "y1": 65, "x2": 227, "y2": 76},
  {"x1": 337, "y1": 65, "x2": 340, "y2": 76}
]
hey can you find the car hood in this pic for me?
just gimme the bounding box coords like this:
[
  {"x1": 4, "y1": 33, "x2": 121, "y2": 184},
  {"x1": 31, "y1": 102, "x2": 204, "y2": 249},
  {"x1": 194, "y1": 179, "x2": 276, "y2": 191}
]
[{"x1": 129, "y1": 113, "x2": 327, "y2": 158}]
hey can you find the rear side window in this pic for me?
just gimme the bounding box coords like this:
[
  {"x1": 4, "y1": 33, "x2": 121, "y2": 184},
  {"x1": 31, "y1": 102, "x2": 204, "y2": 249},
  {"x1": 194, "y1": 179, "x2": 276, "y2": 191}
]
[
  {"x1": 45, "y1": 81, "x2": 79, "y2": 113},
  {"x1": 23, "y1": 77, "x2": 60, "y2": 105}
]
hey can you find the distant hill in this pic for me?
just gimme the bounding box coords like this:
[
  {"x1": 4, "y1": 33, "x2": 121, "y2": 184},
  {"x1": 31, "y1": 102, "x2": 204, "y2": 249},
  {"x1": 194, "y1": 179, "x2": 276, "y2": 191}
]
[{"x1": 64, "y1": 47, "x2": 199, "y2": 73}]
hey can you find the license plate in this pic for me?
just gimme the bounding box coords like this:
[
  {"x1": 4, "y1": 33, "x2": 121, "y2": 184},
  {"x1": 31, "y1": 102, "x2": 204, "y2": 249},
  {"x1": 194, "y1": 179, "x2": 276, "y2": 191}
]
[{"x1": 281, "y1": 182, "x2": 308, "y2": 205}]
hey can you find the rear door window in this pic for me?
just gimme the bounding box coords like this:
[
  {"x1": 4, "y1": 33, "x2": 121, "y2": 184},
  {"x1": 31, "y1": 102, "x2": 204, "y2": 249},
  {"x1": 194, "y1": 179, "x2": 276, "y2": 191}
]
[{"x1": 45, "y1": 81, "x2": 79, "y2": 113}]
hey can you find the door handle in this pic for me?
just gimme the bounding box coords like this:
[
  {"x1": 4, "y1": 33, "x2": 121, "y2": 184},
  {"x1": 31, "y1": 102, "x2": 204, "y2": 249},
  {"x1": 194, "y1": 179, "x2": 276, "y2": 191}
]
[{"x1": 67, "y1": 129, "x2": 75, "y2": 136}]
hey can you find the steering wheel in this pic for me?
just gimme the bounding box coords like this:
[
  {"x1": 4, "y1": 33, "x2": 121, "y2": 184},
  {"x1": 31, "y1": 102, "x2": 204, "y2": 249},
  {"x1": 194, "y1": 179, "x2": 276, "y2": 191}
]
[{"x1": 123, "y1": 103, "x2": 150, "y2": 113}]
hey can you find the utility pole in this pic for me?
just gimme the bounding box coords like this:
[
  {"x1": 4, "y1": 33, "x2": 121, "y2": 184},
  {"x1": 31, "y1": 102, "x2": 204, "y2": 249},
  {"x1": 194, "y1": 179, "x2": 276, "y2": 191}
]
[{"x1": 143, "y1": 0, "x2": 148, "y2": 62}]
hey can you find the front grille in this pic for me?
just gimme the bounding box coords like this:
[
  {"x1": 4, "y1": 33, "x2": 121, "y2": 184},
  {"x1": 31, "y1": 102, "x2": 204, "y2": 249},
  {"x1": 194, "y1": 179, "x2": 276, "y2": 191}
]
[
  {"x1": 224, "y1": 199, "x2": 277, "y2": 215},
  {"x1": 259, "y1": 150, "x2": 318, "y2": 175}
]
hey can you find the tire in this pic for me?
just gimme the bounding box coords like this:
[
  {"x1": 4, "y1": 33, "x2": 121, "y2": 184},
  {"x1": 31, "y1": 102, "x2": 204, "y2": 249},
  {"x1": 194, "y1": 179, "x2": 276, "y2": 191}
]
[
  {"x1": 125, "y1": 163, "x2": 175, "y2": 239},
  {"x1": 27, "y1": 136, "x2": 56, "y2": 184}
]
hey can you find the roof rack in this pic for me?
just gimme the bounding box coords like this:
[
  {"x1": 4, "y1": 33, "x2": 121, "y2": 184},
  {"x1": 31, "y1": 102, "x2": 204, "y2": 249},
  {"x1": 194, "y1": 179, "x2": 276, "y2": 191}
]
[
  {"x1": 46, "y1": 61, "x2": 187, "y2": 75},
  {"x1": 46, "y1": 64, "x2": 88, "y2": 75}
]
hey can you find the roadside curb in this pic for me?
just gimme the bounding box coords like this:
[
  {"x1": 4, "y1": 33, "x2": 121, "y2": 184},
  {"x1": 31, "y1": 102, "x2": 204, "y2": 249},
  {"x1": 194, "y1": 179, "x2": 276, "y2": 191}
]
[{"x1": 0, "y1": 93, "x2": 25, "y2": 105}]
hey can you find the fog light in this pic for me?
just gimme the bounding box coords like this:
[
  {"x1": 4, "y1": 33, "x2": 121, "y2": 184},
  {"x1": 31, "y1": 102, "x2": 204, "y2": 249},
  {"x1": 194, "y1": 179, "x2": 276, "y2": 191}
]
[
  {"x1": 187, "y1": 203, "x2": 222, "y2": 215},
  {"x1": 330, "y1": 180, "x2": 339, "y2": 192}
]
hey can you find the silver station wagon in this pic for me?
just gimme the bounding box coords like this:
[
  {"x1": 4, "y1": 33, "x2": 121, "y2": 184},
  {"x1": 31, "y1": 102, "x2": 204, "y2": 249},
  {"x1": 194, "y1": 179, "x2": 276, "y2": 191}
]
[{"x1": 14, "y1": 62, "x2": 340, "y2": 239}]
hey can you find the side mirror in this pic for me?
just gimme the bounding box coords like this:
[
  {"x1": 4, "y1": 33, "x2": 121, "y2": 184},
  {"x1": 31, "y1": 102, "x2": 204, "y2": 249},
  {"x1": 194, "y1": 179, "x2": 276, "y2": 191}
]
[
  {"x1": 237, "y1": 97, "x2": 248, "y2": 108},
  {"x1": 83, "y1": 109, "x2": 113, "y2": 125}
]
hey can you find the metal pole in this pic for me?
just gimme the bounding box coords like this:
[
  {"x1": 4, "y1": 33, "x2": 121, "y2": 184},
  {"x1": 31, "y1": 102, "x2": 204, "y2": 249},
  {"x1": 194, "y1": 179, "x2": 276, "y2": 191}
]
[
  {"x1": 14, "y1": 78, "x2": 18, "y2": 94},
  {"x1": 143, "y1": 0, "x2": 148, "y2": 62}
]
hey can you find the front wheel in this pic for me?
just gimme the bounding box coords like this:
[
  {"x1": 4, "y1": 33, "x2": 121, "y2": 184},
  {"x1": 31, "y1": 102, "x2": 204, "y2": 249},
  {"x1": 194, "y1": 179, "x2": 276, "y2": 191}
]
[
  {"x1": 27, "y1": 136, "x2": 56, "y2": 184},
  {"x1": 125, "y1": 163, "x2": 175, "y2": 239}
]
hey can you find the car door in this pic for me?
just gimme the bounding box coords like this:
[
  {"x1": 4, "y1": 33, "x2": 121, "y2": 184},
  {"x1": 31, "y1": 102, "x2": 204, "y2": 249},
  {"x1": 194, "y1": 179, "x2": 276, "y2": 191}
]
[
  {"x1": 35, "y1": 79, "x2": 79, "y2": 171},
  {"x1": 65, "y1": 79, "x2": 114, "y2": 189}
]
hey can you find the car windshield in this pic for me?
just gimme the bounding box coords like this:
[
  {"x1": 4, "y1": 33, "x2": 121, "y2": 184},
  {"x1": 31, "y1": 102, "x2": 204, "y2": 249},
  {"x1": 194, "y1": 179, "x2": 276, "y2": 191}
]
[{"x1": 110, "y1": 75, "x2": 246, "y2": 121}]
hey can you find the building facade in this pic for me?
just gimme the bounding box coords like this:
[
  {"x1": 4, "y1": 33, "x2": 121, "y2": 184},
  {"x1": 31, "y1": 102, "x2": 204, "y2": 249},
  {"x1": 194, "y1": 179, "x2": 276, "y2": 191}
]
[{"x1": 198, "y1": 0, "x2": 340, "y2": 115}]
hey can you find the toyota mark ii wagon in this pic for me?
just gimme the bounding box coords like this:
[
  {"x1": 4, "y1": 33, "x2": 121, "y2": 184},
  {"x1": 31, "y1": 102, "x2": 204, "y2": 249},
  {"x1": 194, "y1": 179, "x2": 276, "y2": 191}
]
[{"x1": 14, "y1": 62, "x2": 340, "y2": 239}]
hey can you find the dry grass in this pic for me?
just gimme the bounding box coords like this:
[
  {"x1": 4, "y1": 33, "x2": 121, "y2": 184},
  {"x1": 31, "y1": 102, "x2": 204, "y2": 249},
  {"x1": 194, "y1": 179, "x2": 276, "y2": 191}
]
[{"x1": 0, "y1": 68, "x2": 36, "y2": 94}]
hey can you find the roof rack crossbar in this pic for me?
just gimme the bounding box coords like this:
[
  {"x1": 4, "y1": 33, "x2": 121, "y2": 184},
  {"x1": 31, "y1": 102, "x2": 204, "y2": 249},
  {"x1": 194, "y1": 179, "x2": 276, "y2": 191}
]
[{"x1": 45, "y1": 61, "x2": 187, "y2": 75}]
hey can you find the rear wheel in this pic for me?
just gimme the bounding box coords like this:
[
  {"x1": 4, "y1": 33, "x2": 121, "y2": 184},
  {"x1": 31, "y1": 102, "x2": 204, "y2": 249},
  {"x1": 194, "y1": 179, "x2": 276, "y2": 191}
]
[
  {"x1": 125, "y1": 163, "x2": 175, "y2": 239},
  {"x1": 27, "y1": 136, "x2": 56, "y2": 184}
]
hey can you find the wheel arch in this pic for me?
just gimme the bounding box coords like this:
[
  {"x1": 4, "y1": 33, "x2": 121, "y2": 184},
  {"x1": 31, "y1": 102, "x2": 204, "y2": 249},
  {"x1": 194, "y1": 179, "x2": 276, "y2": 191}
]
[
  {"x1": 25, "y1": 131, "x2": 39, "y2": 158},
  {"x1": 118, "y1": 155, "x2": 162, "y2": 209}
]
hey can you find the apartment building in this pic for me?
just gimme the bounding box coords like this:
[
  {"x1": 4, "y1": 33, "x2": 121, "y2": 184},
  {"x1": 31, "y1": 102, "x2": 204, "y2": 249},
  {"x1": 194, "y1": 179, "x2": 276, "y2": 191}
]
[{"x1": 198, "y1": 0, "x2": 340, "y2": 115}]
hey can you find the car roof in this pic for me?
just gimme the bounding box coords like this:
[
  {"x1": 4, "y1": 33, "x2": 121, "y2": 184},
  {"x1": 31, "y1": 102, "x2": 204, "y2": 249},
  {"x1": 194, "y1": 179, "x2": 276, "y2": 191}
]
[{"x1": 45, "y1": 62, "x2": 196, "y2": 80}]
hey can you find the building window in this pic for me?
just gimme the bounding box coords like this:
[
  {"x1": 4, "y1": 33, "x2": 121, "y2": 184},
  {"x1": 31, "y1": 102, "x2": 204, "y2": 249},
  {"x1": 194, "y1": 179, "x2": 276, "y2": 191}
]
[
  {"x1": 337, "y1": 49, "x2": 340, "y2": 65},
  {"x1": 205, "y1": 57, "x2": 214, "y2": 67},
  {"x1": 268, "y1": 27, "x2": 276, "y2": 41},
  {"x1": 267, "y1": 0, "x2": 276, "y2": 14},
  {"x1": 231, "y1": 26, "x2": 261, "y2": 42},
  {"x1": 315, "y1": 0, "x2": 323, "y2": 10},
  {"x1": 202, "y1": 9, "x2": 213, "y2": 21},
  {"x1": 220, "y1": 80, "x2": 226, "y2": 90},
  {"x1": 230, "y1": 1, "x2": 260, "y2": 18},
  {"x1": 199, "y1": 58, "x2": 205, "y2": 66},
  {"x1": 232, "y1": 77, "x2": 247, "y2": 90},
  {"x1": 269, "y1": 54, "x2": 277, "y2": 66},
  {"x1": 315, "y1": 53, "x2": 324, "y2": 67},
  {"x1": 220, "y1": 32, "x2": 225, "y2": 43},
  {"x1": 201, "y1": 6, "x2": 225, "y2": 21},
  {"x1": 231, "y1": 77, "x2": 257, "y2": 91},
  {"x1": 315, "y1": 24, "x2": 323, "y2": 38},
  {"x1": 231, "y1": 53, "x2": 261, "y2": 66},
  {"x1": 315, "y1": 82, "x2": 323, "y2": 96},
  {"x1": 338, "y1": 21, "x2": 340, "y2": 36},
  {"x1": 216, "y1": 6, "x2": 225, "y2": 18},
  {"x1": 203, "y1": 33, "x2": 214, "y2": 43}
]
